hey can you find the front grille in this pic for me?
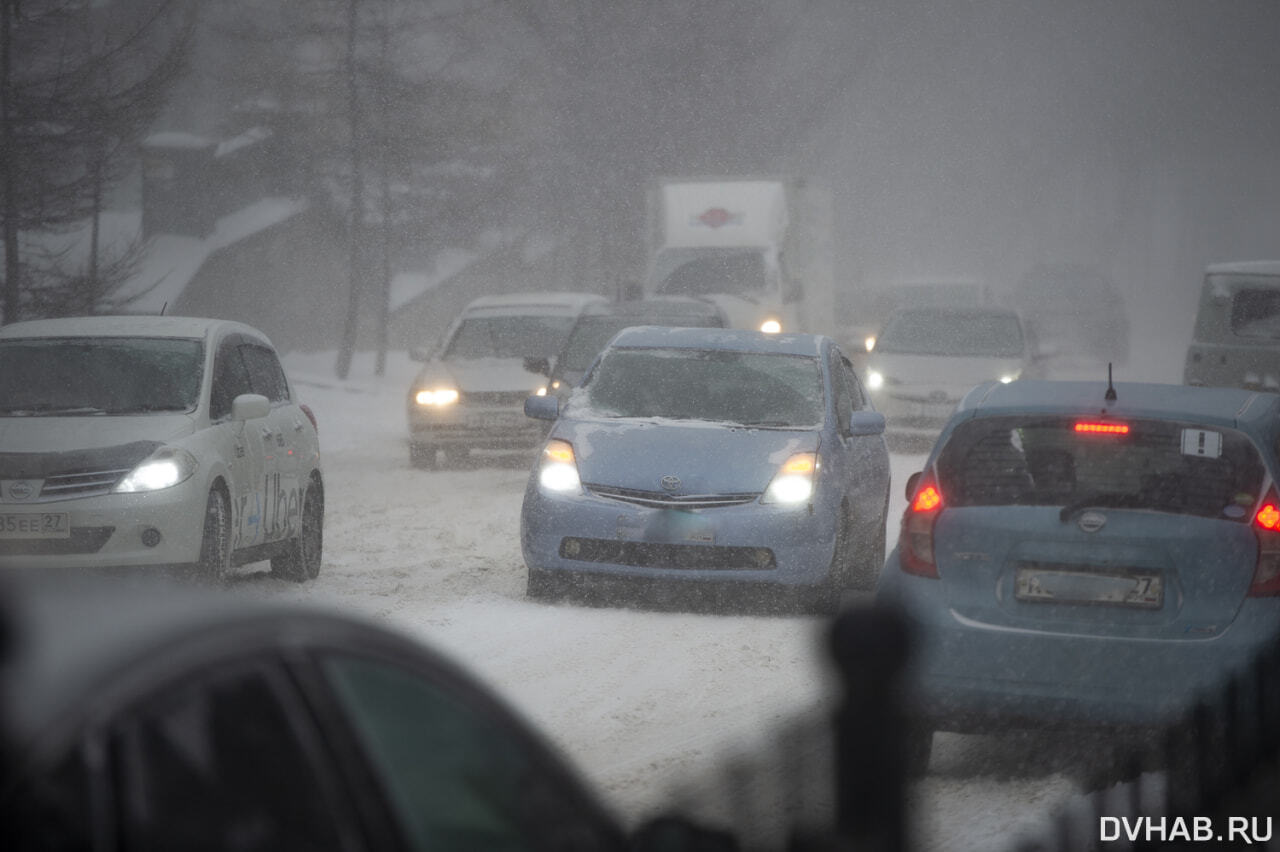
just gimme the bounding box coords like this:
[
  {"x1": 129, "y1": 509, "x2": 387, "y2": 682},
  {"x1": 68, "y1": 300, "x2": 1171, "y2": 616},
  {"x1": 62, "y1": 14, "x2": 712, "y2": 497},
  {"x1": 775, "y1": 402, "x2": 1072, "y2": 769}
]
[
  {"x1": 559, "y1": 537, "x2": 776, "y2": 571},
  {"x1": 0, "y1": 527, "x2": 115, "y2": 555},
  {"x1": 585, "y1": 484, "x2": 759, "y2": 510},
  {"x1": 460, "y1": 390, "x2": 530, "y2": 406},
  {"x1": 38, "y1": 468, "x2": 131, "y2": 501}
]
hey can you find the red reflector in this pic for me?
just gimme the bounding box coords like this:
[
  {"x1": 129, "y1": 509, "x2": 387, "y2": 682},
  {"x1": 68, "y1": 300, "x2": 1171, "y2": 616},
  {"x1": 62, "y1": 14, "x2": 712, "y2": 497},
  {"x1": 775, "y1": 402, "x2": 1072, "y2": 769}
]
[
  {"x1": 1074, "y1": 422, "x2": 1129, "y2": 435},
  {"x1": 913, "y1": 485, "x2": 942, "y2": 512},
  {"x1": 1257, "y1": 503, "x2": 1280, "y2": 531}
]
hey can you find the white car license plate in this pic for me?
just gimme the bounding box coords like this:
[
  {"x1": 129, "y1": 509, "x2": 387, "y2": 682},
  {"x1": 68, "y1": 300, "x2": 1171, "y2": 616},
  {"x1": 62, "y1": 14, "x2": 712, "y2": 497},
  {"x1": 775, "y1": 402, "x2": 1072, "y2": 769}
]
[
  {"x1": 0, "y1": 512, "x2": 71, "y2": 539},
  {"x1": 466, "y1": 411, "x2": 527, "y2": 430},
  {"x1": 1014, "y1": 565, "x2": 1162, "y2": 609}
]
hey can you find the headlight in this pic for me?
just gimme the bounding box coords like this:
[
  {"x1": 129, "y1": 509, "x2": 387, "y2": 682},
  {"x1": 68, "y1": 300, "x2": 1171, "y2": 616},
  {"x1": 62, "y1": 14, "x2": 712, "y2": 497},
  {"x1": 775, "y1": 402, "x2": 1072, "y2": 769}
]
[
  {"x1": 115, "y1": 447, "x2": 198, "y2": 493},
  {"x1": 415, "y1": 388, "x2": 459, "y2": 406},
  {"x1": 866, "y1": 370, "x2": 884, "y2": 391},
  {"x1": 535, "y1": 386, "x2": 548, "y2": 396},
  {"x1": 761, "y1": 452, "x2": 817, "y2": 504},
  {"x1": 760, "y1": 319, "x2": 782, "y2": 334},
  {"x1": 864, "y1": 335, "x2": 876, "y2": 352},
  {"x1": 999, "y1": 372, "x2": 1019, "y2": 384},
  {"x1": 538, "y1": 439, "x2": 581, "y2": 493}
]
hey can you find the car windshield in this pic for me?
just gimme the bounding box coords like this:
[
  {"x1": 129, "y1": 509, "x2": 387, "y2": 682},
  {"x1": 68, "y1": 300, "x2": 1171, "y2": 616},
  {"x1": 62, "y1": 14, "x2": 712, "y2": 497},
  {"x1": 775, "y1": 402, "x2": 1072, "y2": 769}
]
[
  {"x1": 935, "y1": 415, "x2": 1266, "y2": 520},
  {"x1": 557, "y1": 314, "x2": 720, "y2": 374},
  {"x1": 875, "y1": 309, "x2": 1025, "y2": 357},
  {"x1": 573, "y1": 346, "x2": 823, "y2": 427},
  {"x1": 443, "y1": 315, "x2": 576, "y2": 360},
  {"x1": 0, "y1": 336, "x2": 204, "y2": 416}
]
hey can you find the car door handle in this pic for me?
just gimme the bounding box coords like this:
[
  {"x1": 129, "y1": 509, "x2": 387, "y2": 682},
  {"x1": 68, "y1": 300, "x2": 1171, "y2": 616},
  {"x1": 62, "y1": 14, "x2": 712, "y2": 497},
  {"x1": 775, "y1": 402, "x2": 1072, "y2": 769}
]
[
  {"x1": 260, "y1": 426, "x2": 274, "y2": 439},
  {"x1": 293, "y1": 419, "x2": 305, "y2": 432}
]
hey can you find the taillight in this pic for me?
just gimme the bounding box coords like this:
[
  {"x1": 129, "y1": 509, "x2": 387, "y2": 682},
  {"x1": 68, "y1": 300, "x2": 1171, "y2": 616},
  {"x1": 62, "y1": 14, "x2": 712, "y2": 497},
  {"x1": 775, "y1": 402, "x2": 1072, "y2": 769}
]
[
  {"x1": 900, "y1": 475, "x2": 943, "y2": 578},
  {"x1": 300, "y1": 404, "x2": 318, "y2": 433},
  {"x1": 1074, "y1": 421, "x2": 1130, "y2": 435},
  {"x1": 1249, "y1": 485, "x2": 1280, "y2": 597}
]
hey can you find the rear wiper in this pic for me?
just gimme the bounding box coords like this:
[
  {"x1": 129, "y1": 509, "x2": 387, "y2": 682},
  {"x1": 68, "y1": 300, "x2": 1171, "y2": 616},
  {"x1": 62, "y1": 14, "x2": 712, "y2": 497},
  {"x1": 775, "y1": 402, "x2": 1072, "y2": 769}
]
[{"x1": 1058, "y1": 491, "x2": 1143, "y2": 522}]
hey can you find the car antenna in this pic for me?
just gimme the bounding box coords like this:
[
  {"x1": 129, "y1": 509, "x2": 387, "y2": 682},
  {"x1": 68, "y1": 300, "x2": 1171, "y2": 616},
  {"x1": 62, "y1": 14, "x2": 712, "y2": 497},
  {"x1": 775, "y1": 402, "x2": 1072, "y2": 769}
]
[
  {"x1": 1104, "y1": 362, "x2": 1117, "y2": 402},
  {"x1": 160, "y1": 301, "x2": 168, "y2": 316}
]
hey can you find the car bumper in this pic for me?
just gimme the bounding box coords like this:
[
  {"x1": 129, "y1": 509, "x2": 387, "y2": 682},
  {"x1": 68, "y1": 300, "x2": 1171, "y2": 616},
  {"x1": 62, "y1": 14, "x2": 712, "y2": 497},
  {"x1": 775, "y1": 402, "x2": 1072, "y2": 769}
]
[
  {"x1": 0, "y1": 479, "x2": 210, "y2": 570},
  {"x1": 521, "y1": 482, "x2": 839, "y2": 590},
  {"x1": 868, "y1": 393, "x2": 956, "y2": 436},
  {"x1": 408, "y1": 404, "x2": 548, "y2": 450},
  {"x1": 876, "y1": 548, "x2": 1280, "y2": 731}
]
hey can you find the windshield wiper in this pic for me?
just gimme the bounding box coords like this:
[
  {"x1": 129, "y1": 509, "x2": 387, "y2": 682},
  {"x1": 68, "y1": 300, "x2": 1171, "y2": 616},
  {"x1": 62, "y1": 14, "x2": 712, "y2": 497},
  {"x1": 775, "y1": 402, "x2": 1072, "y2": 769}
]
[
  {"x1": 0, "y1": 405, "x2": 107, "y2": 416},
  {"x1": 736, "y1": 420, "x2": 795, "y2": 429},
  {"x1": 1058, "y1": 491, "x2": 1143, "y2": 522}
]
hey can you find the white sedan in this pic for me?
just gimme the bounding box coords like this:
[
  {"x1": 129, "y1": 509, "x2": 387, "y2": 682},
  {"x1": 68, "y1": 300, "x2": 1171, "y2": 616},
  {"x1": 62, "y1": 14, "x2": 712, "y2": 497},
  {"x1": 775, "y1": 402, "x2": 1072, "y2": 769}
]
[{"x1": 0, "y1": 315, "x2": 323, "y2": 581}]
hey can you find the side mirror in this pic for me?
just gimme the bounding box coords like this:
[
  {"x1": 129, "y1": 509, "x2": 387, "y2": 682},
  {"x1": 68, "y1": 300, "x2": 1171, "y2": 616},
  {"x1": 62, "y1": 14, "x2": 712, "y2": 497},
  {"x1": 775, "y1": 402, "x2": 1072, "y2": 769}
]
[
  {"x1": 846, "y1": 410, "x2": 885, "y2": 436},
  {"x1": 523, "y1": 356, "x2": 551, "y2": 377},
  {"x1": 905, "y1": 470, "x2": 922, "y2": 501},
  {"x1": 524, "y1": 394, "x2": 560, "y2": 421},
  {"x1": 231, "y1": 393, "x2": 270, "y2": 422},
  {"x1": 409, "y1": 347, "x2": 431, "y2": 363}
]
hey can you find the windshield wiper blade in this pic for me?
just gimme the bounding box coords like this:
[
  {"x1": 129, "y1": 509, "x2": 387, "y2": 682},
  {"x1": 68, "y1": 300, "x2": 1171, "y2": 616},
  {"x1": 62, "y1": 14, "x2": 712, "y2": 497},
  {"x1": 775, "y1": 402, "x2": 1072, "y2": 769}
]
[{"x1": 0, "y1": 406, "x2": 107, "y2": 416}]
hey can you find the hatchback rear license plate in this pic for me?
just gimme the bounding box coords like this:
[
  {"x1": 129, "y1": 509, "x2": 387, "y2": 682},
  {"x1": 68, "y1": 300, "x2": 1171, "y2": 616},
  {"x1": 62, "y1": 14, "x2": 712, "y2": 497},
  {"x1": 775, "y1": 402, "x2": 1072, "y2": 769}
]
[
  {"x1": 0, "y1": 512, "x2": 71, "y2": 539},
  {"x1": 1014, "y1": 565, "x2": 1163, "y2": 609}
]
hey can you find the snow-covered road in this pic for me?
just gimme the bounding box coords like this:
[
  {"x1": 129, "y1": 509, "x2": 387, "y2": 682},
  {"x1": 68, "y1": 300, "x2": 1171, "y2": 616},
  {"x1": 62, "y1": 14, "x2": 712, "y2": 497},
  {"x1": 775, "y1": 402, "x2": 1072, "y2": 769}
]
[{"x1": 237, "y1": 349, "x2": 1095, "y2": 851}]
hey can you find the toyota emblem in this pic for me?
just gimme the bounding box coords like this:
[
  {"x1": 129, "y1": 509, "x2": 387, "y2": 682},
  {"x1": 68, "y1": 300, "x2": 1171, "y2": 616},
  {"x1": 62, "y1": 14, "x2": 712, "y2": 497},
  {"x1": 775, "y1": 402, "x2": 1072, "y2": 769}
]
[
  {"x1": 1078, "y1": 511, "x2": 1107, "y2": 533},
  {"x1": 660, "y1": 475, "x2": 681, "y2": 492}
]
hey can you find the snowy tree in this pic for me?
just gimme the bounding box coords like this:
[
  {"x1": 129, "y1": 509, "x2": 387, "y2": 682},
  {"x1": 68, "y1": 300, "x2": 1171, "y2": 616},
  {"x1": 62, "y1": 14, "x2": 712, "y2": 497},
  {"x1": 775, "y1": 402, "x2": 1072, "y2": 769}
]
[{"x1": 0, "y1": 0, "x2": 194, "y2": 321}]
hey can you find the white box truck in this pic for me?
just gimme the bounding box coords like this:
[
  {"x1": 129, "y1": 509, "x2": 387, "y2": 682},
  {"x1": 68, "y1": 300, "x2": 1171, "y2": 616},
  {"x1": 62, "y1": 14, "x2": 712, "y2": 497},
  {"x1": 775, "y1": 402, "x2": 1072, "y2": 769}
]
[{"x1": 643, "y1": 177, "x2": 835, "y2": 336}]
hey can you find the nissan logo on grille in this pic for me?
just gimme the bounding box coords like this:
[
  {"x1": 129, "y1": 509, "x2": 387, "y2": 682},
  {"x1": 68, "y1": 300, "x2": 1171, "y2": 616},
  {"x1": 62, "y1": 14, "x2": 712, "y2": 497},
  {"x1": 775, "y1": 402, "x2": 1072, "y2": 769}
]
[
  {"x1": 1078, "y1": 511, "x2": 1107, "y2": 533},
  {"x1": 659, "y1": 475, "x2": 681, "y2": 492},
  {"x1": 5, "y1": 481, "x2": 35, "y2": 501}
]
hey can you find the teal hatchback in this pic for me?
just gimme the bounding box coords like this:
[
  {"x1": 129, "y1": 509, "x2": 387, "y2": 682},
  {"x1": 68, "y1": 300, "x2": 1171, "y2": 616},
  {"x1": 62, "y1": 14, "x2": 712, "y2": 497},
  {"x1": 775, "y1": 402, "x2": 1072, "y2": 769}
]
[{"x1": 875, "y1": 379, "x2": 1280, "y2": 773}]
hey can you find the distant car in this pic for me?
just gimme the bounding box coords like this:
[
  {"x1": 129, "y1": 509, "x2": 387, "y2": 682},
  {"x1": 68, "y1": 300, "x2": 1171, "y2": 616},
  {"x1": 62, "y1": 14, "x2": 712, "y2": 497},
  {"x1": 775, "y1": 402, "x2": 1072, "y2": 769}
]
[
  {"x1": 1010, "y1": 262, "x2": 1130, "y2": 371},
  {"x1": 0, "y1": 576, "x2": 629, "y2": 851},
  {"x1": 0, "y1": 315, "x2": 322, "y2": 582},
  {"x1": 863, "y1": 305, "x2": 1034, "y2": 441},
  {"x1": 521, "y1": 327, "x2": 891, "y2": 613},
  {"x1": 1184, "y1": 260, "x2": 1280, "y2": 391},
  {"x1": 543, "y1": 297, "x2": 728, "y2": 404},
  {"x1": 406, "y1": 292, "x2": 606, "y2": 468},
  {"x1": 875, "y1": 379, "x2": 1280, "y2": 774}
]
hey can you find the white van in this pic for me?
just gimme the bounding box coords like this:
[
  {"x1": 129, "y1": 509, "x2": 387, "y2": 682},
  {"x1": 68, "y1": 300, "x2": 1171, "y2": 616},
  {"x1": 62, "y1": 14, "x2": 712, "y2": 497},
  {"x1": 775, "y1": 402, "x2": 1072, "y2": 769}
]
[
  {"x1": 405, "y1": 292, "x2": 606, "y2": 467},
  {"x1": 1184, "y1": 260, "x2": 1280, "y2": 391}
]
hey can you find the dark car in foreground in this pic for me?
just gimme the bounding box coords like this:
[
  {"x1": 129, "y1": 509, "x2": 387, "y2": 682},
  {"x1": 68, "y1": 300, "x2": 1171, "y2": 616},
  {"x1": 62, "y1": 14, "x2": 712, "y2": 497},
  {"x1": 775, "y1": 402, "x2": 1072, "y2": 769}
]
[
  {"x1": 0, "y1": 577, "x2": 628, "y2": 851},
  {"x1": 875, "y1": 378, "x2": 1280, "y2": 773},
  {"x1": 521, "y1": 326, "x2": 890, "y2": 613}
]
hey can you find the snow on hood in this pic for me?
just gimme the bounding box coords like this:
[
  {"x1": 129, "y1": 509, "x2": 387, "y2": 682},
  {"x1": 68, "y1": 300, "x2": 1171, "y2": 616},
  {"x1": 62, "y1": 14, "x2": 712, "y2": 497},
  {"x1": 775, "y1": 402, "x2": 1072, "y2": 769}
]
[
  {"x1": 552, "y1": 417, "x2": 817, "y2": 495},
  {"x1": 0, "y1": 413, "x2": 196, "y2": 453},
  {"x1": 418, "y1": 357, "x2": 547, "y2": 393}
]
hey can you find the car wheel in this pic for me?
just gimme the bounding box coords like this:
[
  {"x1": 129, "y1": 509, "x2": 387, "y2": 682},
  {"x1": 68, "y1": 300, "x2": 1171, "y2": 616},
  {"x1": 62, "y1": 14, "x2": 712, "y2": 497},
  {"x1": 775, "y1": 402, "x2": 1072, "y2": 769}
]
[
  {"x1": 271, "y1": 479, "x2": 323, "y2": 582},
  {"x1": 904, "y1": 726, "x2": 933, "y2": 778},
  {"x1": 197, "y1": 488, "x2": 231, "y2": 584},
  {"x1": 811, "y1": 508, "x2": 854, "y2": 614},
  {"x1": 409, "y1": 441, "x2": 437, "y2": 469},
  {"x1": 850, "y1": 514, "x2": 887, "y2": 591}
]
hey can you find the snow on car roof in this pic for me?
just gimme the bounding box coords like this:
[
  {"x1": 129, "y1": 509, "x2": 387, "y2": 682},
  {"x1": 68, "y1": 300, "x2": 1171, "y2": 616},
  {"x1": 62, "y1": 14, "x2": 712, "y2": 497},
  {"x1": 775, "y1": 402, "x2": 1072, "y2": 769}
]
[
  {"x1": 1204, "y1": 260, "x2": 1280, "y2": 276},
  {"x1": 0, "y1": 314, "x2": 269, "y2": 343},
  {"x1": 608, "y1": 325, "x2": 825, "y2": 356},
  {"x1": 961, "y1": 379, "x2": 1280, "y2": 430},
  {"x1": 461, "y1": 291, "x2": 607, "y2": 316}
]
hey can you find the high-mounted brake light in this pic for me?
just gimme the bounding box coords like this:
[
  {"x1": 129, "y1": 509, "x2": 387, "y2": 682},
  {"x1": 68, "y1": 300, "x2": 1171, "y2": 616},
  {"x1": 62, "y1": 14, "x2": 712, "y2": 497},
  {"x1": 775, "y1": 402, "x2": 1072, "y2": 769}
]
[
  {"x1": 900, "y1": 475, "x2": 943, "y2": 578},
  {"x1": 1074, "y1": 422, "x2": 1130, "y2": 435},
  {"x1": 1249, "y1": 485, "x2": 1280, "y2": 597}
]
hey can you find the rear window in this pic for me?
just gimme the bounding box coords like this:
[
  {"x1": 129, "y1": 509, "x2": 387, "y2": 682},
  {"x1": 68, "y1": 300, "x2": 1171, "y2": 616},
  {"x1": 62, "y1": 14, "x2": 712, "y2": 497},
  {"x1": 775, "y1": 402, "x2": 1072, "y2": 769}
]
[
  {"x1": 936, "y1": 416, "x2": 1266, "y2": 521},
  {"x1": 1229, "y1": 286, "x2": 1280, "y2": 340}
]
